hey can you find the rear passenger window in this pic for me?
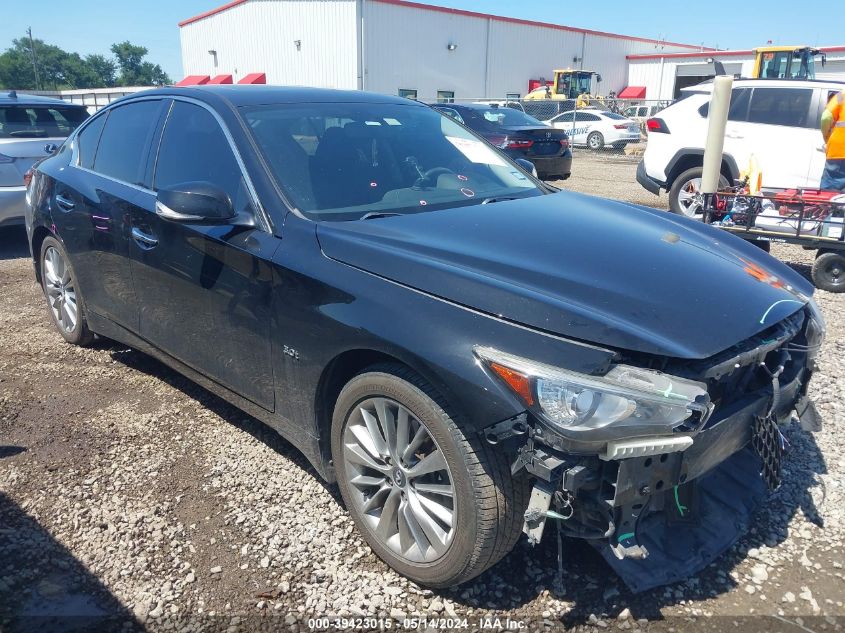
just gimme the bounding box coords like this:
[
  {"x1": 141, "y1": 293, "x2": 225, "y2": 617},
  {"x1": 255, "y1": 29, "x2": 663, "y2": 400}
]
[
  {"x1": 154, "y1": 101, "x2": 251, "y2": 213},
  {"x1": 747, "y1": 88, "x2": 813, "y2": 128},
  {"x1": 93, "y1": 100, "x2": 162, "y2": 186},
  {"x1": 698, "y1": 88, "x2": 751, "y2": 121},
  {"x1": 76, "y1": 112, "x2": 107, "y2": 169}
]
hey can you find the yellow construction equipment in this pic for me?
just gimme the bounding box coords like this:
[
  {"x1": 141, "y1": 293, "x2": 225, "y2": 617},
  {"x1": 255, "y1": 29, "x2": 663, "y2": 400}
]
[
  {"x1": 752, "y1": 46, "x2": 826, "y2": 80},
  {"x1": 524, "y1": 69, "x2": 603, "y2": 101}
]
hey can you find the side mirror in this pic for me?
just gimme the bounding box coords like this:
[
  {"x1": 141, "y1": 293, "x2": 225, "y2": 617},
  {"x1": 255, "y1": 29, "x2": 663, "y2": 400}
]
[
  {"x1": 514, "y1": 158, "x2": 538, "y2": 178},
  {"x1": 155, "y1": 182, "x2": 235, "y2": 223}
]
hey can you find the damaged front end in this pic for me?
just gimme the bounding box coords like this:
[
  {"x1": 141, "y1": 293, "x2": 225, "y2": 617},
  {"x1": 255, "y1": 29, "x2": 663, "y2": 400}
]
[{"x1": 478, "y1": 302, "x2": 825, "y2": 592}]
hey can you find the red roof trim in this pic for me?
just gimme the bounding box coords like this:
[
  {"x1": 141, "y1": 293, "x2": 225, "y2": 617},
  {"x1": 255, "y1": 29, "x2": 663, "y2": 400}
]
[
  {"x1": 179, "y1": 0, "x2": 247, "y2": 27},
  {"x1": 627, "y1": 44, "x2": 845, "y2": 61},
  {"x1": 177, "y1": 0, "x2": 709, "y2": 50}
]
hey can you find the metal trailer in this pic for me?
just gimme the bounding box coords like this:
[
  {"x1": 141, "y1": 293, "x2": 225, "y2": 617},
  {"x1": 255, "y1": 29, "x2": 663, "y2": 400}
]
[{"x1": 702, "y1": 188, "x2": 845, "y2": 292}]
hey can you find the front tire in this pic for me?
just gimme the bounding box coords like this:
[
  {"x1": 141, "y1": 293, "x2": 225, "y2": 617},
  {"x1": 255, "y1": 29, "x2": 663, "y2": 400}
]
[
  {"x1": 331, "y1": 364, "x2": 528, "y2": 587},
  {"x1": 812, "y1": 251, "x2": 845, "y2": 292},
  {"x1": 668, "y1": 167, "x2": 729, "y2": 218},
  {"x1": 40, "y1": 236, "x2": 94, "y2": 346}
]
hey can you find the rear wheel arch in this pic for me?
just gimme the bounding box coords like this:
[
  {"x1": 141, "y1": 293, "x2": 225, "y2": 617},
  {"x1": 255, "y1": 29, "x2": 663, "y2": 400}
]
[
  {"x1": 31, "y1": 226, "x2": 53, "y2": 285},
  {"x1": 665, "y1": 150, "x2": 738, "y2": 189}
]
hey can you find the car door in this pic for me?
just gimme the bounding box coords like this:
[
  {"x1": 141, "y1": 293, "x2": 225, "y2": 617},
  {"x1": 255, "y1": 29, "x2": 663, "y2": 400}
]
[
  {"x1": 128, "y1": 98, "x2": 278, "y2": 411},
  {"x1": 55, "y1": 99, "x2": 165, "y2": 330},
  {"x1": 732, "y1": 86, "x2": 817, "y2": 188}
]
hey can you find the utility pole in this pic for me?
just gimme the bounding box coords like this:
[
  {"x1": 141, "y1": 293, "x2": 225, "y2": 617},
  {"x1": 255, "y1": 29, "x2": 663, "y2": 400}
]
[{"x1": 26, "y1": 27, "x2": 40, "y2": 90}]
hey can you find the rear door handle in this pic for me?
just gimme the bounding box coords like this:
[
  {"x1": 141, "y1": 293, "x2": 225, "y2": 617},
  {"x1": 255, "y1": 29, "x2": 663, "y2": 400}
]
[
  {"x1": 131, "y1": 226, "x2": 159, "y2": 249},
  {"x1": 55, "y1": 194, "x2": 75, "y2": 211}
]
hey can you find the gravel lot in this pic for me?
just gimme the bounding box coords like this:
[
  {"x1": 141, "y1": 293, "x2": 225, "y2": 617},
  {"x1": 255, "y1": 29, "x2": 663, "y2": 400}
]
[{"x1": 1, "y1": 154, "x2": 843, "y2": 631}]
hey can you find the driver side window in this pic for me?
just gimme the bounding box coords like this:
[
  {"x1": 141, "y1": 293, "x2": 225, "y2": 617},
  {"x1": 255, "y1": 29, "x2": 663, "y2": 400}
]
[{"x1": 154, "y1": 101, "x2": 253, "y2": 215}]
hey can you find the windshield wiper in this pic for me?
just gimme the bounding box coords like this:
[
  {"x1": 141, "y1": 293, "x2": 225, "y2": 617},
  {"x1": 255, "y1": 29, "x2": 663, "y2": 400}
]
[
  {"x1": 480, "y1": 196, "x2": 520, "y2": 205},
  {"x1": 359, "y1": 211, "x2": 402, "y2": 220}
]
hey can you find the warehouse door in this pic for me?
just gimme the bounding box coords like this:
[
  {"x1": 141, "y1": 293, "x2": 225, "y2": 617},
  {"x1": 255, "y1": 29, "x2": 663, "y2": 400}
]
[{"x1": 673, "y1": 63, "x2": 743, "y2": 98}]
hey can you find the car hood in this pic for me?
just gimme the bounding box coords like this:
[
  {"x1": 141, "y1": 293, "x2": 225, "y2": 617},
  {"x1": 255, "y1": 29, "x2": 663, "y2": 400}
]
[{"x1": 316, "y1": 192, "x2": 813, "y2": 359}]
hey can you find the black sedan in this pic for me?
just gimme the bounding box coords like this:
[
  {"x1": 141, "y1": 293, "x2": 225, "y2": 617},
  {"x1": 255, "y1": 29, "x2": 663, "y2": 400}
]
[
  {"x1": 432, "y1": 102, "x2": 572, "y2": 180},
  {"x1": 26, "y1": 86, "x2": 823, "y2": 590}
]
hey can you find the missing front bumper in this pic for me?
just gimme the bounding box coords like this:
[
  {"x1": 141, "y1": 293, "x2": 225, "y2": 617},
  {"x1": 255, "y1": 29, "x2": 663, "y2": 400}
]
[{"x1": 517, "y1": 379, "x2": 816, "y2": 591}]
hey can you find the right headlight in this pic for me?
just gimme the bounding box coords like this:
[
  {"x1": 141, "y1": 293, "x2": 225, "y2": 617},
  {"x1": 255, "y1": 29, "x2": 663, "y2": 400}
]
[
  {"x1": 806, "y1": 296, "x2": 826, "y2": 362},
  {"x1": 476, "y1": 346, "x2": 710, "y2": 435}
]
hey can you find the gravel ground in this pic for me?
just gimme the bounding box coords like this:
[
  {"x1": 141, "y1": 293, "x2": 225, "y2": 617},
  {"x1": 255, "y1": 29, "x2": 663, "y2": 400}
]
[{"x1": 1, "y1": 154, "x2": 843, "y2": 632}]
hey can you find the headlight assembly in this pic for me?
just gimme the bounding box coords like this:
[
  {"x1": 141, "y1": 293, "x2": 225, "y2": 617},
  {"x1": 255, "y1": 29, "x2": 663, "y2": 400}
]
[{"x1": 476, "y1": 346, "x2": 711, "y2": 436}]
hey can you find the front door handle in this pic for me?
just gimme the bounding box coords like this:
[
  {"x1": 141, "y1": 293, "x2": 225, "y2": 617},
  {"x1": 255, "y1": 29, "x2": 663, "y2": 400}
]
[
  {"x1": 131, "y1": 226, "x2": 159, "y2": 249},
  {"x1": 55, "y1": 194, "x2": 75, "y2": 211}
]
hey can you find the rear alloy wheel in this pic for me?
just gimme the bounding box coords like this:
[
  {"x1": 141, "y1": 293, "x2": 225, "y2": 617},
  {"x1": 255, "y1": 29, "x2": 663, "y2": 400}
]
[
  {"x1": 812, "y1": 251, "x2": 845, "y2": 292},
  {"x1": 587, "y1": 131, "x2": 605, "y2": 150},
  {"x1": 669, "y1": 167, "x2": 729, "y2": 219},
  {"x1": 40, "y1": 236, "x2": 93, "y2": 346},
  {"x1": 331, "y1": 365, "x2": 528, "y2": 587}
]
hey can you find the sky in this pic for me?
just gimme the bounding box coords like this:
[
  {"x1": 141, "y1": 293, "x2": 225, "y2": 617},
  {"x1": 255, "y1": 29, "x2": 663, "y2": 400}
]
[{"x1": 0, "y1": 0, "x2": 837, "y2": 81}]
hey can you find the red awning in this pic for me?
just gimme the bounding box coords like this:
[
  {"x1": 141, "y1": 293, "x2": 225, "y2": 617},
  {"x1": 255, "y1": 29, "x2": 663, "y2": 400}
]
[
  {"x1": 237, "y1": 73, "x2": 266, "y2": 85},
  {"x1": 618, "y1": 86, "x2": 646, "y2": 99},
  {"x1": 175, "y1": 75, "x2": 210, "y2": 86},
  {"x1": 208, "y1": 74, "x2": 234, "y2": 84}
]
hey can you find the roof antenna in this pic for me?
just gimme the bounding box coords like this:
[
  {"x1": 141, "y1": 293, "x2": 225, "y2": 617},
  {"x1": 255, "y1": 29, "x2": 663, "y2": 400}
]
[{"x1": 8, "y1": 90, "x2": 16, "y2": 99}]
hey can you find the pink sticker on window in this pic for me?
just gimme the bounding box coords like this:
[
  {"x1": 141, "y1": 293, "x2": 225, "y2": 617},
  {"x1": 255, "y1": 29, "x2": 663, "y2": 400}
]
[
  {"x1": 419, "y1": 200, "x2": 428, "y2": 206},
  {"x1": 460, "y1": 188, "x2": 475, "y2": 197},
  {"x1": 370, "y1": 182, "x2": 378, "y2": 187},
  {"x1": 457, "y1": 174, "x2": 468, "y2": 181}
]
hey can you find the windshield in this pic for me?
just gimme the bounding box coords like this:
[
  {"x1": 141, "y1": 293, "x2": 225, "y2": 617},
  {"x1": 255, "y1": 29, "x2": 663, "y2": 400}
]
[
  {"x1": 243, "y1": 102, "x2": 543, "y2": 221},
  {"x1": 474, "y1": 107, "x2": 545, "y2": 127},
  {"x1": 0, "y1": 105, "x2": 87, "y2": 139}
]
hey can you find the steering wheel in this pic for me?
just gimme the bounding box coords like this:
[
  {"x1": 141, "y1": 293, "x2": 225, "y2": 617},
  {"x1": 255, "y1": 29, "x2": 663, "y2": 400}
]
[{"x1": 413, "y1": 167, "x2": 455, "y2": 189}]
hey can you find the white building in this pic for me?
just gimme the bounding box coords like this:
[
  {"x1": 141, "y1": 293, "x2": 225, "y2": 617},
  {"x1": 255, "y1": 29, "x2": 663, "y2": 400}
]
[
  {"x1": 178, "y1": 0, "x2": 705, "y2": 100},
  {"x1": 628, "y1": 46, "x2": 845, "y2": 101}
]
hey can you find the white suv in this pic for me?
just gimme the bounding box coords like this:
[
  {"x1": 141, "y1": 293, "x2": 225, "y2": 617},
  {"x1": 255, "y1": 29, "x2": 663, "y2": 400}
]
[{"x1": 637, "y1": 78, "x2": 845, "y2": 217}]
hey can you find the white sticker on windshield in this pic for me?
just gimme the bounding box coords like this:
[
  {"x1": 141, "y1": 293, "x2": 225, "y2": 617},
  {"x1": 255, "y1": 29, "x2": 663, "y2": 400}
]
[
  {"x1": 446, "y1": 136, "x2": 506, "y2": 166},
  {"x1": 384, "y1": 118, "x2": 402, "y2": 126}
]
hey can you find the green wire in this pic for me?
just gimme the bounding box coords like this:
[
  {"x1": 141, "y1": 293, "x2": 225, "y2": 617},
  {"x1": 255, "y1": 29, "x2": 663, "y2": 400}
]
[{"x1": 673, "y1": 485, "x2": 688, "y2": 517}]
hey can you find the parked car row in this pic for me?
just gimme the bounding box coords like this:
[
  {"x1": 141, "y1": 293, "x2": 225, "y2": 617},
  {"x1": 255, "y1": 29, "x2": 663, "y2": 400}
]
[{"x1": 24, "y1": 84, "x2": 823, "y2": 590}]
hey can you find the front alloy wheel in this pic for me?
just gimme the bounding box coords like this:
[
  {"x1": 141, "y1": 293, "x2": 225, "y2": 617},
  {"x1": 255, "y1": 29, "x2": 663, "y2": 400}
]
[
  {"x1": 342, "y1": 397, "x2": 455, "y2": 563},
  {"x1": 332, "y1": 365, "x2": 529, "y2": 587}
]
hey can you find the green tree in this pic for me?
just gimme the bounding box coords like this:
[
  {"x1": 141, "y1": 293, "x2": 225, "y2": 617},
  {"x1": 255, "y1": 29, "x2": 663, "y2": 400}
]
[
  {"x1": 0, "y1": 35, "x2": 170, "y2": 90},
  {"x1": 111, "y1": 41, "x2": 170, "y2": 86},
  {"x1": 85, "y1": 53, "x2": 116, "y2": 87}
]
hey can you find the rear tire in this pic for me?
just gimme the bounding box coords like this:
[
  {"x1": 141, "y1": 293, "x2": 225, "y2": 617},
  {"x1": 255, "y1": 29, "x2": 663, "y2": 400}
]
[
  {"x1": 331, "y1": 364, "x2": 529, "y2": 587},
  {"x1": 752, "y1": 240, "x2": 771, "y2": 253},
  {"x1": 669, "y1": 167, "x2": 729, "y2": 219},
  {"x1": 587, "y1": 131, "x2": 605, "y2": 150},
  {"x1": 812, "y1": 250, "x2": 845, "y2": 292},
  {"x1": 39, "y1": 236, "x2": 94, "y2": 346}
]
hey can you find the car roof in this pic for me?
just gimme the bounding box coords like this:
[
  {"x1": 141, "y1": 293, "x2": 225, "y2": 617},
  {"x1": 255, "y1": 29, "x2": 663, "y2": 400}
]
[
  {"x1": 0, "y1": 91, "x2": 87, "y2": 108},
  {"x1": 432, "y1": 103, "x2": 521, "y2": 112},
  {"x1": 681, "y1": 78, "x2": 845, "y2": 93},
  {"x1": 114, "y1": 85, "x2": 419, "y2": 107}
]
